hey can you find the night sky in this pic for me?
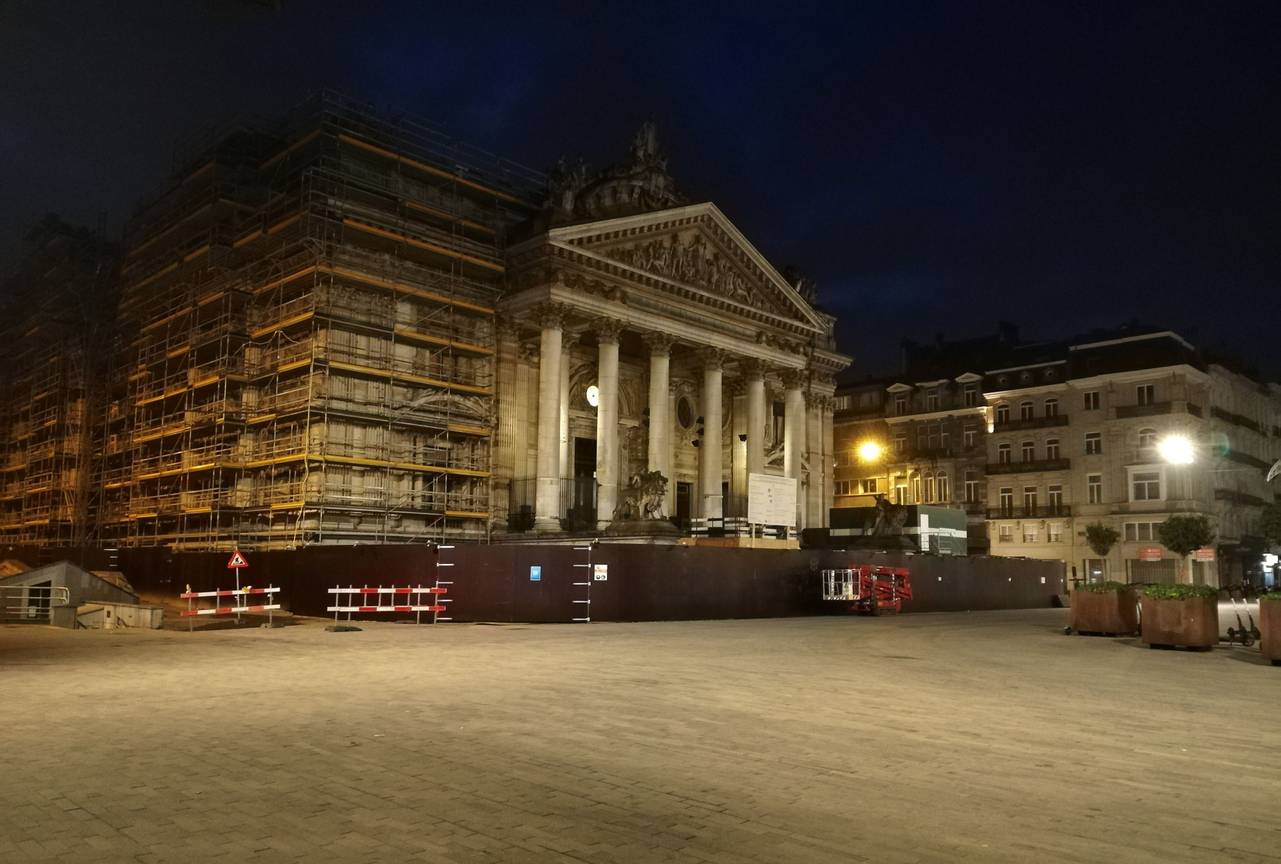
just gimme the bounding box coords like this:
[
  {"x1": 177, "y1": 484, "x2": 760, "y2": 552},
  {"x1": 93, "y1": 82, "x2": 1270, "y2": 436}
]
[{"x1": 3, "y1": 1, "x2": 1278, "y2": 377}]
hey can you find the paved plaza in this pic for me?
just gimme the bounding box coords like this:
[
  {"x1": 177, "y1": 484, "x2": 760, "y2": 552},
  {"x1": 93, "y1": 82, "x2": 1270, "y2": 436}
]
[{"x1": 2, "y1": 610, "x2": 1280, "y2": 863}]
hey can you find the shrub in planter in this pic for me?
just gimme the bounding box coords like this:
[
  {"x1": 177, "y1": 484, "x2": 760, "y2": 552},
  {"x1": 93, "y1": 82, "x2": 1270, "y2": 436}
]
[
  {"x1": 1071, "y1": 581, "x2": 1139, "y2": 635},
  {"x1": 1260, "y1": 592, "x2": 1281, "y2": 666},
  {"x1": 1140, "y1": 584, "x2": 1219, "y2": 650}
]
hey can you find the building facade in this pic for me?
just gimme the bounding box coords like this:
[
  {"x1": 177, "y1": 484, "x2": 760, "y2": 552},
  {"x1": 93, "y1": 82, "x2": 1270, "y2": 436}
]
[
  {"x1": 0, "y1": 96, "x2": 847, "y2": 551},
  {"x1": 834, "y1": 328, "x2": 1281, "y2": 585}
]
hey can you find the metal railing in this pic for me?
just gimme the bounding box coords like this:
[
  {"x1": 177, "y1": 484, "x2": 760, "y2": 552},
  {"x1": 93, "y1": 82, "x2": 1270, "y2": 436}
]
[{"x1": 0, "y1": 585, "x2": 70, "y2": 623}]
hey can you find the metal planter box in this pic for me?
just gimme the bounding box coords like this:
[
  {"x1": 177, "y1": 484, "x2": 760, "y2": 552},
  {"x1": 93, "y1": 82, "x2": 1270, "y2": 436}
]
[
  {"x1": 1260, "y1": 600, "x2": 1281, "y2": 666},
  {"x1": 1071, "y1": 588, "x2": 1139, "y2": 636},
  {"x1": 1140, "y1": 595, "x2": 1218, "y2": 650}
]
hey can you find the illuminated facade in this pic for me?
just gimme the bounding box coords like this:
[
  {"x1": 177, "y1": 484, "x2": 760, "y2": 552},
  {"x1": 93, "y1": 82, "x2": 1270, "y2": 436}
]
[{"x1": 1, "y1": 97, "x2": 847, "y2": 551}]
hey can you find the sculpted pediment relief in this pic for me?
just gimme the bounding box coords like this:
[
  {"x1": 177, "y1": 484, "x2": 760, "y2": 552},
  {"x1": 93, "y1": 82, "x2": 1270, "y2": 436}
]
[{"x1": 602, "y1": 231, "x2": 775, "y2": 312}]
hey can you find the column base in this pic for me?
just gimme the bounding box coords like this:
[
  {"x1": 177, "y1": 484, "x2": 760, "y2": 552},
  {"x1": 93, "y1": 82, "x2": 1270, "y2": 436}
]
[{"x1": 533, "y1": 517, "x2": 562, "y2": 532}]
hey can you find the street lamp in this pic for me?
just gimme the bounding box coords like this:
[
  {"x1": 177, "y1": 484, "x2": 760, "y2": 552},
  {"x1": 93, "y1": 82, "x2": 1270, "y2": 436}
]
[
  {"x1": 857, "y1": 440, "x2": 883, "y2": 463},
  {"x1": 1156, "y1": 434, "x2": 1195, "y2": 465}
]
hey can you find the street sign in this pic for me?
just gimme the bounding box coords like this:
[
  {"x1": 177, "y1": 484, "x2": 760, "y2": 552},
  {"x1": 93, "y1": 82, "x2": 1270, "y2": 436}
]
[
  {"x1": 530, "y1": 565, "x2": 542, "y2": 582},
  {"x1": 226, "y1": 548, "x2": 249, "y2": 569},
  {"x1": 1194, "y1": 547, "x2": 1216, "y2": 561},
  {"x1": 593, "y1": 563, "x2": 608, "y2": 582},
  {"x1": 1138, "y1": 547, "x2": 1163, "y2": 562}
]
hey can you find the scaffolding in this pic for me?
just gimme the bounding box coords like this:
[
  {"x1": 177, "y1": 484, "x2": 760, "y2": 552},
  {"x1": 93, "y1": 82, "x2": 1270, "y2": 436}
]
[
  {"x1": 106, "y1": 91, "x2": 543, "y2": 550},
  {"x1": 0, "y1": 218, "x2": 116, "y2": 546}
]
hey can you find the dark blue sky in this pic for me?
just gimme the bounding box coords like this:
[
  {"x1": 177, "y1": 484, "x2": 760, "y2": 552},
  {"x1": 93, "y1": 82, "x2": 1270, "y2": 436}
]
[{"x1": 2, "y1": 1, "x2": 1277, "y2": 376}]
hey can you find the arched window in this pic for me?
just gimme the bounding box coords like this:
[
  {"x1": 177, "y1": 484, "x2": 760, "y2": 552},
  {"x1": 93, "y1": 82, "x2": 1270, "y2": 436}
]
[
  {"x1": 1046, "y1": 438, "x2": 1061, "y2": 460},
  {"x1": 1044, "y1": 397, "x2": 1059, "y2": 417},
  {"x1": 1021, "y1": 440, "x2": 1035, "y2": 462},
  {"x1": 924, "y1": 472, "x2": 936, "y2": 503},
  {"x1": 1019, "y1": 400, "x2": 1035, "y2": 420},
  {"x1": 995, "y1": 403, "x2": 1010, "y2": 424},
  {"x1": 1138, "y1": 428, "x2": 1157, "y2": 449}
]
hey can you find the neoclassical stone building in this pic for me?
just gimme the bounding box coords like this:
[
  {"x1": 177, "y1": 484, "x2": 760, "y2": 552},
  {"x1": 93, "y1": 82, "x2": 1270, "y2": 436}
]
[{"x1": 494, "y1": 127, "x2": 849, "y2": 534}]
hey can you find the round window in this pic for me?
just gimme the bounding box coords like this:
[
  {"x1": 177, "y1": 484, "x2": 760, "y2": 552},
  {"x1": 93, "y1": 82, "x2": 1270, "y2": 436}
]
[{"x1": 676, "y1": 395, "x2": 694, "y2": 429}]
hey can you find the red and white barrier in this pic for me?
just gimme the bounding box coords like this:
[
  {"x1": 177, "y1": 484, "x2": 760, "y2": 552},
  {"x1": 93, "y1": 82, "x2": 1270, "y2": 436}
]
[
  {"x1": 327, "y1": 586, "x2": 449, "y2": 624},
  {"x1": 180, "y1": 586, "x2": 281, "y2": 629}
]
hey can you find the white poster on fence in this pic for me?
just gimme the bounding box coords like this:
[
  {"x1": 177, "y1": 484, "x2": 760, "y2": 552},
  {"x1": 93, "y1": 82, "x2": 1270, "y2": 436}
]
[{"x1": 747, "y1": 473, "x2": 797, "y2": 527}]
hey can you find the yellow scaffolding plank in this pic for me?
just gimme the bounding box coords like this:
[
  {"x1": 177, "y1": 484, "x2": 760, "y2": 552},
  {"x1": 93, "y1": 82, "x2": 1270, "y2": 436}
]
[
  {"x1": 336, "y1": 133, "x2": 528, "y2": 207},
  {"x1": 342, "y1": 219, "x2": 504, "y2": 274}
]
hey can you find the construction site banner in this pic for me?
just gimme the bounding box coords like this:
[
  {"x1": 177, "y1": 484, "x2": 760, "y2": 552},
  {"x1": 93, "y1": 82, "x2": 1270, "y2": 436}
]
[{"x1": 747, "y1": 473, "x2": 797, "y2": 527}]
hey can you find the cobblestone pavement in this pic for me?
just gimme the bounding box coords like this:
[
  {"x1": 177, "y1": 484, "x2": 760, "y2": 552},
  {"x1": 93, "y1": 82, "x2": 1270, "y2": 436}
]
[{"x1": 2, "y1": 610, "x2": 1280, "y2": 863}]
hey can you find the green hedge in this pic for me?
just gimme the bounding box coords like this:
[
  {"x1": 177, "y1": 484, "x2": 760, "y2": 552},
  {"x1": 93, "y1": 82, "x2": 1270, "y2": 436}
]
[
  {"x1": 1142, "y1": 583, "x2": 1219, "y2": 600},
  {"x1": 1078, "y1": 581, "x2": 1132, "y2": 594},
  {"x1": 1261, "y1": 591, "x2": 1281, "y2": 603}
]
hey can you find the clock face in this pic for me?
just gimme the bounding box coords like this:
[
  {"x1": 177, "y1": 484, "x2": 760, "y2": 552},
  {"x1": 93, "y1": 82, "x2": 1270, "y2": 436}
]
[{"x1": 586, "y1": 385, "x2": 600, "y2": 407}]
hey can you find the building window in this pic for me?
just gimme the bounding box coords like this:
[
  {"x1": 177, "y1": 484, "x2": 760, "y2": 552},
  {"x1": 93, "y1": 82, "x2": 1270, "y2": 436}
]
[
  {"x1": 1124, "y1": 522, "x2": 1157, "y2": 542},
  {"x1": 1137, "y1": 384, "x2": 1155, "y2": 406},
  {"x1": 1021, "y1": 440, "x2": 1035, "y2": 462},
  {"x1": 924, "y1": 473, "x2": 936, "y2": 503},
  {"x1": 999, "y1": 487, "x2": 1013, "y2": 514},
  {"x1": 1048, "y1": 484, "x2": 1063, "y2": 513},
  {"x1": 964, "y1": 471, "x2": 981, "y2": 503},
  {"x1": 1138, "y1": 427, "x2": 1156, "y2": 449},
  {"x1": 1023, "y1": 486, "x2": 1038, "y2": 512},
  {"x1": 1044, "y1": 398, "x2": 1059, "y2": 417},
  {"x1": 1083, "y1": 391, "x2": 1100, "y2": 411},
  {"x1": 894, "y1": 476, "x2": 907, "y2": 504},
  {"x1": 998, "y1": 524, "x2": 1013, "y2": 543},
  {"x1": 1087, "y1": 474, "x2": 1103, "y2": 504},
  {"x1": 860, "y1": 478, "x2": 879, "y2": 494},
  {"x1": 926, "y1": 389, "x2": 939, "y2": 411},
  {"x1": 894, "y1": 434, "x2": 907, "y2": 454},
  {"x1": 1022, "y1": 524, "x2": 1038, "y2": 543},
  {"x1": 835, "y1": 480, "x2": 851, "y2": 496},
  {"x1": 894, "y1": 394, "x2": 908, "y2": 415},
  {"x1": 1020, "y1": 401, "x2": 1034, "y2": 421},
  {"x1": 1132, "y1": 470, "x2": 1162, "y2": 502},
  {"x1": 963, "y1": 425, "x2": 977, "y2": 448},
  {"x1": 911, "y1": 475, "x2": 922, "y2": 504},
  {"x1": 995, "y1": 403, "x2": 1010, "y2": 424},
  {"x1": 940, "y1": 430, "x2": 950, "y2": 451},
  {"x1": 1048, "y1": 523, "x2": 1063, "y2": 543},
  {"x1": 964, "y1": 384, "x2": 978, "y2": 407},
  {"x1": 998, "y1": 442, "x2": 1011, "y2": 464},
  {"x1": 1085, "y1": 432, "x2": 1102, "y2": 455},
  {"x1": 937, "y1": 472, "x2": 950, "y2": 503},
  {"x1": 1046, "y1": 438, "x2": 1060, "y2": 460}
]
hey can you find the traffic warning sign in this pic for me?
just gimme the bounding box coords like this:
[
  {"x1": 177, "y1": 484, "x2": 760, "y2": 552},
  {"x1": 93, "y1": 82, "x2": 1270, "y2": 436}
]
[{"x1": 226, "y1": 548, "x2": 249, "y2": 569}]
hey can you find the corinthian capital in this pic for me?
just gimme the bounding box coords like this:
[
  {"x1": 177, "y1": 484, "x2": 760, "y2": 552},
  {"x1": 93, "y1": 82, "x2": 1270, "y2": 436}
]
[
  {"x1": 533, "y1": 302, "x2": 569, "y2": 330},
  {"x1": 740, "y1": 358, "x2": 766, "y2": 381},
  {"x1": 591, "y1": 317, "x2": 626, "y2": 344},
  {"x1": 780, "y1": 368, "x2": 808, "y2": 390},
  {"x1": 694, "y1": 347, "x2": 726, "y2": 370},
  {"x1": 642, "y1": 331, "x2": 677, "y2": 355}
]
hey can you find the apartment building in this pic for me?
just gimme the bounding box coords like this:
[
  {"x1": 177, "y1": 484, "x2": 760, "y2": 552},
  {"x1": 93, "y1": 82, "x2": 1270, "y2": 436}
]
[{"x1": 834, "y1": 326, "x2": 1281, "y2": 584}]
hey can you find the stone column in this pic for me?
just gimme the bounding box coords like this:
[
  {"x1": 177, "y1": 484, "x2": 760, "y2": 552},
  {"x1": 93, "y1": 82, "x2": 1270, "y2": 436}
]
[
  {"x1": 821, "y1": 397, "x2": 835, "y2": 529},
  {"x1": 558, "y1": 332, "x2": 577, "y2": 482},
  {"x1": 643, "y1": 334, "x2": 675, "y2": 510},
  {"x1": 594, "y1": 319, "x2": 624, "y2": 529},
  {"x1": 492, "y1": 315, "x2": 520, "y2": 529},
  {"x1": 533, "y1": 304, "x2": 565, "y2": 531},
  {"x1": 805, "y1": 392, "x2": 825, "y2": 529},
  {"x1": 782, "y1": 368, "x2": 807, "y2": 528},
  {"x1": 744, "y1": 360, "x2": 767, "y2": 478},
  {"x1": 698, "y1": 349, "x2": 725, "y2": 520}
]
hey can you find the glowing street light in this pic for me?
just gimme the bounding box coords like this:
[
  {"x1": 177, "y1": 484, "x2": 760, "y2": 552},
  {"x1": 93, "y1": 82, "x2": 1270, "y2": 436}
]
[
  {"x1": 1156, "y1": 434, "x2": 1195, "y2": 465},
  {"x1": 857, "y1": 440, "x2": 883, "y2": 463}
]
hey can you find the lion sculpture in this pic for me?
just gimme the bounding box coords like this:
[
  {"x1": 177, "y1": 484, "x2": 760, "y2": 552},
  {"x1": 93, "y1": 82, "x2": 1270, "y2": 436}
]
[{"x1": 613, "y1": 470, "x2": 669, "y2": 521}]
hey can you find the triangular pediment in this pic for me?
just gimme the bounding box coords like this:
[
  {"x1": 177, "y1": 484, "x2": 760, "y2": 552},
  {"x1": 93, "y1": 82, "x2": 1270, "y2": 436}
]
[{"x1": 544, "y1": 203, "x2": 826, "y2": 333}]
